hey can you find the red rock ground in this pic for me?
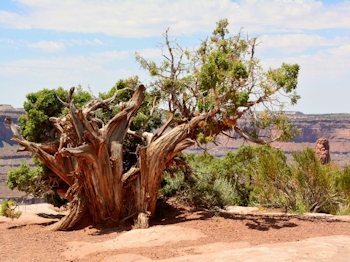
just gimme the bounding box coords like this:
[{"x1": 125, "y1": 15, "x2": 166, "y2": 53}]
[{"x1": 1, "y1": 198, "x2": 350, "y2": 262}]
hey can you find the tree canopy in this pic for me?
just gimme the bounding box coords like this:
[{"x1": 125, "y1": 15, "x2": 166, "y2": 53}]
[
  {"x1": 136, "y1": 19, "x2": 300, "y2": 145},
  {"x1": 6, "y1": 19, "x2": 300, "y2": 230}
]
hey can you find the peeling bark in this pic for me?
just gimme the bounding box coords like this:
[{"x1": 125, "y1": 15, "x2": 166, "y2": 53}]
[{"x1": 6, "y1": 84, "x2": 219, "y2": 230}]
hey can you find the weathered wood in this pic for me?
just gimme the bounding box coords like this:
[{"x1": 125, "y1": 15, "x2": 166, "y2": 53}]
[{"x1": 6, "y1": 83, "x2": 221, "y2": 230}]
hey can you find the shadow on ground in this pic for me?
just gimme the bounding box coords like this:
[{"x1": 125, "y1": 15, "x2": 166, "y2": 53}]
[{"x1": 151, "y1": 198, "x2": 347, "y2": 232}]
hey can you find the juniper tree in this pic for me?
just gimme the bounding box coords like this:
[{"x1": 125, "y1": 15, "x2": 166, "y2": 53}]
[{"x1": 6, "y1": 19, "x2": 300, "y2": 230}]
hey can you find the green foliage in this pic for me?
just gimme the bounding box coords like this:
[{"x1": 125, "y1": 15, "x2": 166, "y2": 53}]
[
  {"x1": 7, "y1": 85, "x2": 95, "y2": 200},
  {"x1": 19, "y1": 86, "x2": 91, "y2": 142},
  {"x1": 268, "y1": 63, "x2": 299, "y2": 93},
  {"x1": 160, "y1": 153, "x2": 241, "y2": 208},
  {"x1": 1, "y1": 199, "x2": 22, "y2": 220},
  {"x1": 221, "y1": 146, "x2": 350, "y2": 214},
  {"x1": 290, "y1": 148, "x2": 350, "y2": 214},
  {"x1": 98, "y1": 77, "x2": 139, "y2": 122},
  {"x1": 137, "y1": 19, "x2": 301, "y2": 147},
  {"x1": 161, "y1": 146, "x2": 350, "y2": 215},
  {"x1": 99, "y1": 76, "x2": 162, "y2": 132},
  {"x1": 6, "y1": 163, "x2": 68, "y2": 207},
  {"x1": 206, "y1": 145, "x2": 294, "y2": 207},
  {"x1": 267, "y1": 63, "x2": 300, "y2": 105},
  {"x1": 20, "y1": 87, "x2": 66, "y2": 142},
  {"x1": 6, "y1": 163, "x2": 46, "y2": 197}
]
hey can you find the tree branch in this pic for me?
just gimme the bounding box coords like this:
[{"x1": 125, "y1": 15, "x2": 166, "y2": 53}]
[
  {"x1": 4, "y1": 117, "x2": 22, "y2": 139},
  {"x1": 11, "y1": 137, "x2": 73, "y2": 186},
  {"x1": 166, "y1": 138, "x2": 195, "y2": 163},
  {"x1": 121, "y1": 167, "x2": 140, "y2": 183},
  {"x1": 233, "y1": 126, "x2": 280, "y2": 145},
  {"x1": 102, "y1": 84, "x2": 145, "y2": 143}
]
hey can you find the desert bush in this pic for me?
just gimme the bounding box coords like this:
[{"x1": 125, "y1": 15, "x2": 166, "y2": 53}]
[
  {"x1": 6, "y1": 163, "x2": 46, "y2": 197},
  {"x1": 240, "y1": 145, "x2": 296, "y2": 209},
  {"x1": 160, "y1": 153, "x2": 240, "y2": 208},
  {"x1": 224, "y1": 146, "x2": 350, "y2": 214},
  {"x1": 160, "y1": 145, "x2": 350, "y2": 214},
  {"x1": 290, "y1": 148, "x2": 350, "y2": 214},
  {"x1": 7, "y1": 162, "x2": 69, "y2": 207},
  {"x1": 0, "y1": 199, "x2": 22, "y2": 220},
  {"x1": 212, "y1": 145, "x2": 294, "y2": 207}
]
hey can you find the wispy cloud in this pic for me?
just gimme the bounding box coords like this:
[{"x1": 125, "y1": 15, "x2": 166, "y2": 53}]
[
  {"x1": 0, "y1": 38, "x2": 15, "y2": 44},
  {"x1": 1, "y1": 0, "x2": 350, "y2": 37},
  {"x1": 259, "y1": 34, "x2": 350, "y2": 53},
  {"x1": 67, "y1": 38, "x2": 105, "y2": 46},
  {"x1": 261, "y1": 43, "x2": 350, "y2": 83},
  {"x1": 27, "y1": 40, "x2": 66, "y2": 52},
  {"x1": 135, "y1": 48, "x2": 162, "y2": 59},
  {"x1": 0, "y1": 49, "x2": 135, "y2": 72},
  {"x1": 1, "y1": 0, "x2": 350, "y2": 113}
]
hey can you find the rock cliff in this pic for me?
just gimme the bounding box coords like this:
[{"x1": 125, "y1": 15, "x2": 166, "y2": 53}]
[
  {"x1": 187, "y1": 113, "x2": 350, "y2": 167},
  {"x1": 290, "y1": 114, "x2": 350, "y2": 143},
  {"x1": 0, "y1": 105, "x2": 23, "y2": 147},
  {"x1": 1, "y1": 105, "x2": 350, "y2": 198},
  {"x1": 0, "y1": 105, "x2": 31, "y2": 198}
]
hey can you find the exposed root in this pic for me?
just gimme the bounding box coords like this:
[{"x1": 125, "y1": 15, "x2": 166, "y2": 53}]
[{"x1": 133, "y1": 212, "x2": 150, "y2": 229}]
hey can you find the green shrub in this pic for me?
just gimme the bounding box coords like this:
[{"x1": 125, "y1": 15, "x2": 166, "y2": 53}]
[
  {"x1": 205, "y1": 145, "x2": 294, "y2": 208},
  {"x1": 160, "y1": 145, "x2": 350, "y2": 215},
  {"x1": 160, "y1": 153, "x2": 240, "y2": 208},
  {"x1": 1, "y1": 199, "x2": 22, "y2": 220},
  {"x1": 290, "y1": 148, "x2": 350, "y2": 214}
]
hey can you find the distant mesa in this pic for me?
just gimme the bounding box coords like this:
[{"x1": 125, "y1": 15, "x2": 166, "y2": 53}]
[
  {"x1": 285, "y1": 111, "x2": 304, "y2": 116},
  {"x1": 0, "y1": 104, "x2": 24, "y2": 112}
]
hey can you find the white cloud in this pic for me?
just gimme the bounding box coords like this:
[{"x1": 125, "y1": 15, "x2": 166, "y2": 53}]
[
  {"x1": 91, "y1": 50, "x2": 131, "y2": 62},
  {"x1": 69, "y1": 39, "x2": 83, "y2": 46},
  {"x1": 67, "y1": 38, "x2": 105, "y2": 46},
  {"x1": 92, "y1": 38, "x2": 103, "y2": 45},
  {"x1": 0, "y1": 49, "x2": 144, "y2": 107},
  {"x1": 135, "y1": 48, "x2": 162, "y2": 59},
  {"x1": 2, "y1": 0, "x2": 350, "y2": 113},
  {"x1": 0, "y1": 38, "x2": 15, "y2": 44},
  {"x1": 0, "y1": 50, "x2": 133, "y2": 73},
  {"x1": 259, "y1": 34, "x2": 350, "y2": 53},
  {"x1": 258, "y1": 43, "x2": 350, "y2": 112},
  {"x1": 1, "y1": 0, "x2": 350, "y2": 37},
  {"x1": 27, "y1": 40, "x2": 66, "y2": 52},
  {"x1": 262, "y1": 43, "x2": 350, "y2": 81},
  {"x1": 234, "y1": 0, "x2": 350, "y2": 32}
]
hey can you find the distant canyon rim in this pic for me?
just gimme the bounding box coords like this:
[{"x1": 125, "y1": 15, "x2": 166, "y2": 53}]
[{"x1": 1, "y1": 104, "x2": 350, "y2": 198}]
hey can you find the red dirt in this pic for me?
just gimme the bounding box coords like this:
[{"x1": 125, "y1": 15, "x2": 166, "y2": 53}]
[{"x1": 1, "y1": 198, "x2": 350, "y2": 262}]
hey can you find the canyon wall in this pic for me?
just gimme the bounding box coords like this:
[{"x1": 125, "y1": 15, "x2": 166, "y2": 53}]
[
  {"x1": 188, "y1": 113, "x2": 350, "y2": 167},
  {"x1": 1, "y1": 105, "x2": 350, "y2": 198},
  {"x1": 0, "y1": 105, "x2": 32, "y2": 198}
]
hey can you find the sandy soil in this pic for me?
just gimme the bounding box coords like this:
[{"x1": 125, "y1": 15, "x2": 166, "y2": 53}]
[{"x1": 1, "y1": 198, "x2": 350, "y2": 262}]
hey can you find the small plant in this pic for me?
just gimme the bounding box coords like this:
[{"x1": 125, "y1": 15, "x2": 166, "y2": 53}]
[{"x1": 0, "y1": 199, "x2": 22, "y2": 220}]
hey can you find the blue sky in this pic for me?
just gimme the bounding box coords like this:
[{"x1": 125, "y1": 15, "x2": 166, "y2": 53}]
[{"x1": 1, "y1": 0, "x2": 350, "y2": 113}]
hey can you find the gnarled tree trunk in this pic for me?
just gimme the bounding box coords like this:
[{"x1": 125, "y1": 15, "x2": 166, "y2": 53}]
[{"x1": 7, "y1": 85, "x2": 218, "y2": 230}]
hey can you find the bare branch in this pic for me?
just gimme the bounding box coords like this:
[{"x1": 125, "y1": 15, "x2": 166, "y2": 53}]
[
  {"x1": 102, "y1": 84, "x2": 145, "y2": 143},
  {"x1": 233, "y1": 126, "x2": 280, "y2": 145},
  {"x1": 4, "y1": 117, "x2": 22, "y2": 139},
  {"x1": 60, "y1": 144, "x2": 95, "y2": 161},
  {"x1": 121, "y1": 167, "x2": 140, "y2": 183},
  {"x1": 153, "y1": 112, "x2": 174, "y2": 141},
  {"x1": 166, "y1": 138, "x2": 195, "y2": 163},
  {"x1": 11, "y1": 137, "x2": 73, "y2": 186}
]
